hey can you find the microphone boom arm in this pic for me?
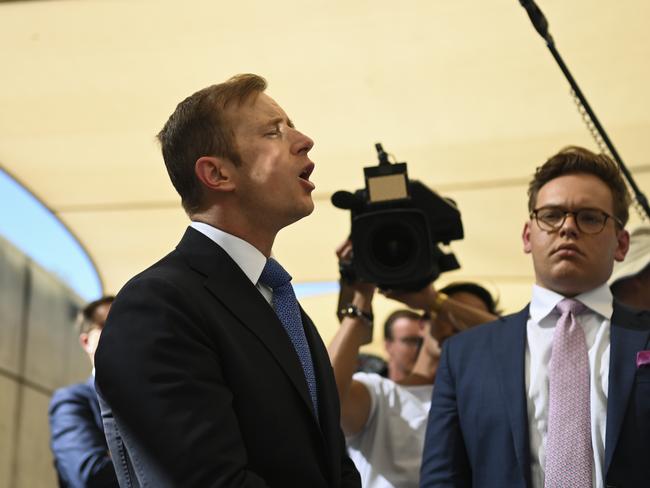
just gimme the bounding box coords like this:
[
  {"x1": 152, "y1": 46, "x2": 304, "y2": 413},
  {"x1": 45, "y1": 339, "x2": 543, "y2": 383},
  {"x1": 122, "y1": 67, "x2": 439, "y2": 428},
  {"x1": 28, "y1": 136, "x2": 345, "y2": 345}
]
[{"x1": 518, "y1": 0, "x2": 650, "y2": 220}]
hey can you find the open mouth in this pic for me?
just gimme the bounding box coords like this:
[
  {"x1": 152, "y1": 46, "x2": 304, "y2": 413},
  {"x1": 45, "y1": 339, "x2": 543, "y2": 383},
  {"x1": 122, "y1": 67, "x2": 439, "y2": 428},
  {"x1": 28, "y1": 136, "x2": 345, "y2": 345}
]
[
  {"x1": 299, "y1": 162, "x2": 315, "y2": 182},
  {"x1": 300, "y1": 163, "x2": 315, "y2": 183}
]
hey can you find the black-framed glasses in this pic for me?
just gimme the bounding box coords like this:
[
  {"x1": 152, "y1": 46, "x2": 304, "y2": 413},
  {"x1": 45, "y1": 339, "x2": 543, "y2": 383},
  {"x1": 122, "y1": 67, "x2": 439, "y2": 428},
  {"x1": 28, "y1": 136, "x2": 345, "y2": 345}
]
[{"x1": 530, "y1": 206, "x2": 622, "y2": 234}]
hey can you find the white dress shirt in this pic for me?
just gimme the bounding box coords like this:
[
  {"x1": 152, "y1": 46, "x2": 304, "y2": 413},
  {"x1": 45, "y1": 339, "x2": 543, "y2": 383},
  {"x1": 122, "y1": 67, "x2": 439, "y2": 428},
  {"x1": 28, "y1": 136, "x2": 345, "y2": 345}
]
[
  {"x1": 526, "y1": 283, "x2": 612, "y2": 488},
  {"x1": 189, "y1": 221, "x2": 272, "y2": 304}
]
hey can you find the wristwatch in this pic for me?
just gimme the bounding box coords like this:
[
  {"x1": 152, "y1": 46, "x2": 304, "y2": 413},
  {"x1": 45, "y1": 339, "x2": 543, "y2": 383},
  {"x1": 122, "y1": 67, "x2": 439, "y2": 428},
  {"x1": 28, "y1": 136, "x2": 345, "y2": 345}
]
[
  {"x1": 431, "y1": 292, "x2": 449, "y2": 313},
  {"x1": 339, "y1": 303, "x2": 374, "y2": 326}
]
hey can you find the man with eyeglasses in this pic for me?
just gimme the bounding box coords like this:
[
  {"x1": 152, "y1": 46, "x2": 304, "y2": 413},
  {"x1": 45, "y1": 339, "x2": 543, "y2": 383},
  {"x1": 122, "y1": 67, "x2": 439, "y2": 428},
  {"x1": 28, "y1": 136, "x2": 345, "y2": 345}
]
[
  {"x1": 380, "y1": 309, "x2": 426, "y2": 381},
  {"x1": 419, "y1": 146, "x2": 650, "y2": 488}
]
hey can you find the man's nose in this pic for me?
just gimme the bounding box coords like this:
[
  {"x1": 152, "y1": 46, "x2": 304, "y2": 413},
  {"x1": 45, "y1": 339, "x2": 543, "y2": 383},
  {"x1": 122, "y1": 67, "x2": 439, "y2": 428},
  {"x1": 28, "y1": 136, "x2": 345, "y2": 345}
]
[
  {"x1": 291, "y1": 129, "x2": 314, "y2": 155},
  {"x1": 559, "y1": 212, "x2": 580, "y2": 237}
]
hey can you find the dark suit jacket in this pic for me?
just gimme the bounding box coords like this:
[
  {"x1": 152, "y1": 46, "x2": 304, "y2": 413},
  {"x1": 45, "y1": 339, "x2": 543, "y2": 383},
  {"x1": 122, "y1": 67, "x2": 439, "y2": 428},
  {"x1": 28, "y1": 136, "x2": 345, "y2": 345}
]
[
  {"x1": 94, "y1": 227, "x2": 360, "y2": 488},
  {"x1": 49, "y1": 376, "x2": 119, "y2": 488},
  {"x1": 420, "y1": 301, "x2": 650, "y2": 488}
]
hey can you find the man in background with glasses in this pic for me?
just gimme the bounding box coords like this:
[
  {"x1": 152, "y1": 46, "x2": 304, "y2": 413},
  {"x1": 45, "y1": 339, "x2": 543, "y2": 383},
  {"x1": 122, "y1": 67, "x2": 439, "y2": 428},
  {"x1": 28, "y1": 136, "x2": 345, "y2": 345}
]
[{"x1": 420, "y1": 146, "x2": 650, "y2": 487}]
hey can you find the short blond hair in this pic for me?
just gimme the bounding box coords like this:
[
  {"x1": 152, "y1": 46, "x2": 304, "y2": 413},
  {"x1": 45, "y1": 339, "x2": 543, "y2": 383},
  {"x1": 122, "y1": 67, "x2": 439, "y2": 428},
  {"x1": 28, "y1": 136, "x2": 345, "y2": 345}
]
[{"x1": 157, "y1": 74, "x2": 268, "y2": 214}]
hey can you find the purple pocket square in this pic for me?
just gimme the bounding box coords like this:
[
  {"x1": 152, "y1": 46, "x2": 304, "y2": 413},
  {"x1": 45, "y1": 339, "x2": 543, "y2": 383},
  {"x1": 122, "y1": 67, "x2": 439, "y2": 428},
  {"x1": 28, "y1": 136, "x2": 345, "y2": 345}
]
[{"x1": 637, "y1": 351, "x2": 650, "y2": 368}]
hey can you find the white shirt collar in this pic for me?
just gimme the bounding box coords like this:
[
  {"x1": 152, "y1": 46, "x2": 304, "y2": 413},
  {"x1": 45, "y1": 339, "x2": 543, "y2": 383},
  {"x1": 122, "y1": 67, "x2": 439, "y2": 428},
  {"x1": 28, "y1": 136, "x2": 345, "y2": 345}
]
[
  {"x1": 530, "y1": 282, "x2": 613, "y2": 323},
  {"x1": 190, "y1": 221, "x2": 267, "y2": 285}
]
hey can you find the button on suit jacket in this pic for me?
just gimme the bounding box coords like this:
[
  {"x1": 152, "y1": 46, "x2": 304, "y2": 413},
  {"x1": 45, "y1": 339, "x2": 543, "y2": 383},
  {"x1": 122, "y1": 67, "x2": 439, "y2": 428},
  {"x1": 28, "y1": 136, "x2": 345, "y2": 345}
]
[{"x1": 95, "y1": 227, "x2": 360, "y2": 488}]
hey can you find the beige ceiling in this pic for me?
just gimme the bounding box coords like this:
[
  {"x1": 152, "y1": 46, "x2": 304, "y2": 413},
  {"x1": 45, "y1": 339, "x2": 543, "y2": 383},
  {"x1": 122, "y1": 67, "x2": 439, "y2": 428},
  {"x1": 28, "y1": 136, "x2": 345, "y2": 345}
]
[{"x1": 2, "y1": 0, "x2": 649, "y2": 355}]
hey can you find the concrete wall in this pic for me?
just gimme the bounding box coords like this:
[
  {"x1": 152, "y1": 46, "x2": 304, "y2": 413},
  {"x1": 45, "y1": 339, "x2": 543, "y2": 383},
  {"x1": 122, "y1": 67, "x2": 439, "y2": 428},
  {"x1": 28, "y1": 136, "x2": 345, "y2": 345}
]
[{"x1": 0, "y1": 236, "x2": 89, "y2": 488}]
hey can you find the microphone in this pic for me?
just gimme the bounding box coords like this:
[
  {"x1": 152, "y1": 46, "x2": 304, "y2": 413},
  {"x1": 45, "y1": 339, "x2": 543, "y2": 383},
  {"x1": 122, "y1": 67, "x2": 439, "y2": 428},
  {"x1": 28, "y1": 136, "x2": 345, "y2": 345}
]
[
  {"x1": 375, "y1": 143, "x2": 390, "y2": 166},
  {"x1": 519, "y1": 0, "x2": 553, "y2": 43},
  {"x1": 331, "y1": 191, "x2": 364, "y2": 211}
]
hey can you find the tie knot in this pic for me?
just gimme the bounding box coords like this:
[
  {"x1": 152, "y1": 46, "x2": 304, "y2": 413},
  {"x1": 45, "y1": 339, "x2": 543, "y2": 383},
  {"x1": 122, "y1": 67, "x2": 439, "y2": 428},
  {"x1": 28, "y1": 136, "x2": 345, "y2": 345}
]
[
  {"x1": 555, "y1": 298, "x2": 586, "y2": 316},
  {"x1": 259, "y1": 257, "x2": 292, "y2": 290}
]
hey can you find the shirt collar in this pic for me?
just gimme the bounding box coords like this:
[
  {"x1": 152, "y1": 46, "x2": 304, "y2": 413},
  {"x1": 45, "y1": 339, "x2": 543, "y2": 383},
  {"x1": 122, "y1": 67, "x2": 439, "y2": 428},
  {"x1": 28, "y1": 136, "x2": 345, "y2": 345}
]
[
  {"x1": 190, "y1": 221, "x2": 267, "y2": 285},
  {"x1": 530, "y1": 282, "x2": 613, "y2": 323}
]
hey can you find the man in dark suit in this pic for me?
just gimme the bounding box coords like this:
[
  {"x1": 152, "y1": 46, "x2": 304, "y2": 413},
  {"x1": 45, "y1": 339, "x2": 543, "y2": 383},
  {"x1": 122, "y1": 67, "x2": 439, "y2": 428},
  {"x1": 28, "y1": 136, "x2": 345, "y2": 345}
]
[
  {"x1": 417, "y1": 146, "x2": 650, "y2": 487},
  {"x1": 49, "y1": 296, "x2": 118, "y2": 488},
  {"x1": 94, "y1": 74, "x2": 360, "y2": 487}
]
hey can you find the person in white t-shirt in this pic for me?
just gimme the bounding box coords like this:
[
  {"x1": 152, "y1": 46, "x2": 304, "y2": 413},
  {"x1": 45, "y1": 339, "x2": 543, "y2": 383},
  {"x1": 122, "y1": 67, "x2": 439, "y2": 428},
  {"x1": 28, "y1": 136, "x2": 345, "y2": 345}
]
[
  {"x1": 343, "y1": 317, "x2": 437, "y2": 488},
  {"x1": 329, "y1": 241, "x2": 498, "y2": 488}
]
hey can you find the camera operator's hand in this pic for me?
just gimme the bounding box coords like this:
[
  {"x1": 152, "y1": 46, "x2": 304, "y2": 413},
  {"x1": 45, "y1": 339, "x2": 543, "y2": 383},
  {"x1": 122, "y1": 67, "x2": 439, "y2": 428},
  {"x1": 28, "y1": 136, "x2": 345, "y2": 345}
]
[
  {"x1": 329, "y1": 238, "x2": 378, "y2": 437},
  {"x1": 380, "y1": 285, "x2": 438, "y2": 312},
  {"x1": 382, "y1": 284, "x2": 497, "y2": 340},
  {"x1": 335, "y1": 238, "x2": 353, "y2": 263},
  {"x1": 336, "y1": 238, "x2": 376, "y2": 323}
]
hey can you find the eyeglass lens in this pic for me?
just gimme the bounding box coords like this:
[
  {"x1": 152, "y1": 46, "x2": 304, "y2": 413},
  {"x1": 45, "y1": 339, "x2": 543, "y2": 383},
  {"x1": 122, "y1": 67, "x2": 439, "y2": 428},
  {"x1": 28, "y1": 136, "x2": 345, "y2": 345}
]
[{"x1": 536, "y1": 208, "x2": 607, "y2": 233}]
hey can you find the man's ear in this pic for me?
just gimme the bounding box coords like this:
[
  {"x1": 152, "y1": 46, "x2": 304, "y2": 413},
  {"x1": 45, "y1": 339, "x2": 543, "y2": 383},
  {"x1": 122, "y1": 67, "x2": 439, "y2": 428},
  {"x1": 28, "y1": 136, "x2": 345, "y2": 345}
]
[
  {"x1": 195, "y1": 156, "x2": 236, "y2": 192},
  {"x1": 522, "y1": 221, "x2": 532, "y2": 254},
  {"x1": 614, "y1": 228, "x2": 630, "y2": 262},
  {"x1": 79, "y1": 333, "x2": 91, "y2": 355}
]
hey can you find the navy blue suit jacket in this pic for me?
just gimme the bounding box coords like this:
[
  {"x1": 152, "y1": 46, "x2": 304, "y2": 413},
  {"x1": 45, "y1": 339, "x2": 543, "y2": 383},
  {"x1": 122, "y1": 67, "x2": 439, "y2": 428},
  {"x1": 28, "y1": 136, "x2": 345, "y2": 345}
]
[
  {"x1": 95, "y1": 227, "x2": 359, "y2": 487},
  {"x1": 420, "y1": 302, "x2": 650, "y2": 488},
  {"x1": 48, "y1": 376, "x2": 119, "y2": 487}
]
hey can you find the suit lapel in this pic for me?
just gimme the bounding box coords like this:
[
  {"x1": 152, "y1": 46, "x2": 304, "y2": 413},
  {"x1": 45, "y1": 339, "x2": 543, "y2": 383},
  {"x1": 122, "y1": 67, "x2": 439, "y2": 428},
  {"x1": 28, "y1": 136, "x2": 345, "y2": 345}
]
[
  {"x1": 491, "y1": 306, "x2": 532, "y2": 487},
  {"x1": 604, "y1": 301, "x2": 650, "y2": 473},
  {"x1": 301, "y1": 308, "x2": 331, "y2": 424},
  {"x1": 178, "y1": 228, "x2": 315, "y2": 418},
  {"x1": 87, "y1": 376, "x2": 104, "y2": 432}
]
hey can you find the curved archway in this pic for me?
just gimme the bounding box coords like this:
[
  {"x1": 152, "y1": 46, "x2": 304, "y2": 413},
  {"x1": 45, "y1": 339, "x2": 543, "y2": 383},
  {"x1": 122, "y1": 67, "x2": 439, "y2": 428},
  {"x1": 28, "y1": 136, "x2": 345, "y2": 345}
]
[{"x1": 0, "y1": 167, "x2": 102, "y2": 301}]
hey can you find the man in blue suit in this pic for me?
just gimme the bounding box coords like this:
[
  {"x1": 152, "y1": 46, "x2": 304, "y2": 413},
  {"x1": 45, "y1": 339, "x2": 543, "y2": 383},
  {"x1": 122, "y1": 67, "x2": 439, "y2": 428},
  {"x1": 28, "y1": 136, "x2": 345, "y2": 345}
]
[
  {"x1": 49, "y1": 296, "x2": 118, "y2": 488},
  {"x1": 419, "y1": 146, "x2": 650, "y2": 487}
]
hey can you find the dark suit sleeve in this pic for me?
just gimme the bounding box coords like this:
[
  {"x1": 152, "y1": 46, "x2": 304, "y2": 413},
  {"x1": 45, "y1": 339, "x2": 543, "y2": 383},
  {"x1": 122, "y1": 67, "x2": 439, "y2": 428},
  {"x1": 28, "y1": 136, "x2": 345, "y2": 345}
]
[
  {"x1": 333, "y1": 376, "x2": 361, "y2": 488},
  {"x1": 420, "y1": 339, "x2": 471, "y2": 488},
  {"x1": 95, "y1": 276, "x2": 269, "y2": 488},
  {"x1": 48, "y1": 387, "x2": 118, "y2": 488},
  {"x1": 340, "y1": 442, "x2": 361, "y2": 488}
]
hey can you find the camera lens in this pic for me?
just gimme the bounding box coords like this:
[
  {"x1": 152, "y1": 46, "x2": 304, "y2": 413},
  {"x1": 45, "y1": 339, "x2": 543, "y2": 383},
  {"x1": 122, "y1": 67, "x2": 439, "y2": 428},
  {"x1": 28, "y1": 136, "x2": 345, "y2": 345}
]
[
  {"x1": 370, "y1": 223, "x2": 418, "y2": 268},
  {"x1": 350, "y1": 208, "x2": 438, "y2": 289}
]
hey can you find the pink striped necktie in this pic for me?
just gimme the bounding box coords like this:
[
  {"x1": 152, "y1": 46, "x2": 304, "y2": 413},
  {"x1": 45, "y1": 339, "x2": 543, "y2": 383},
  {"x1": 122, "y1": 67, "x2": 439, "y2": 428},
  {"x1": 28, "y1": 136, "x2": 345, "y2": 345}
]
[{"x1": 544, "y1": 298, "x2": 593, "y2": 488}]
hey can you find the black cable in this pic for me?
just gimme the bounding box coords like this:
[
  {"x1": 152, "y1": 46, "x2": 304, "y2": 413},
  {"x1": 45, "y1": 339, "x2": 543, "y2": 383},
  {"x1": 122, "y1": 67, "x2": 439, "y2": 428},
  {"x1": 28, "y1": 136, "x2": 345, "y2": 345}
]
[{"x1": 518, "y1": 0, "x2": 650, "y2": 220}]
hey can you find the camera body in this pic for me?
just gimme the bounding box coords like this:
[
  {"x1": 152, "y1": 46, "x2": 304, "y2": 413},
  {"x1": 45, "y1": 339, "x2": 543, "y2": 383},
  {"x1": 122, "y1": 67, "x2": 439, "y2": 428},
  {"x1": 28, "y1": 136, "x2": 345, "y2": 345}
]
[{"x1": 332, "y1": 144, "x2": 464, "y2": 290}]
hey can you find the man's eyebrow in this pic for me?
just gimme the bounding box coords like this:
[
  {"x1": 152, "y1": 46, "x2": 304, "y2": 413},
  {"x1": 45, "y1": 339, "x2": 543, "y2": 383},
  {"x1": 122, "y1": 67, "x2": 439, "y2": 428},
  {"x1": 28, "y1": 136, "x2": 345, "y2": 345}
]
[{"x1": 265, "y1": 117, "x2": 294, "y2": 128}]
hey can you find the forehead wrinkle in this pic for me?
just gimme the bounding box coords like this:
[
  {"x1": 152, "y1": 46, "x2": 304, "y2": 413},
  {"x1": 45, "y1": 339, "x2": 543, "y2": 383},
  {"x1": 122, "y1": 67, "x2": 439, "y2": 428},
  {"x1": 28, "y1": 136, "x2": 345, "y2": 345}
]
[
  {"x1": 264, "y1": 116, "x2": 285, "y2": 127},
  {"x1": 263, "y1": 111, "x2": 293, "y2": 124}
]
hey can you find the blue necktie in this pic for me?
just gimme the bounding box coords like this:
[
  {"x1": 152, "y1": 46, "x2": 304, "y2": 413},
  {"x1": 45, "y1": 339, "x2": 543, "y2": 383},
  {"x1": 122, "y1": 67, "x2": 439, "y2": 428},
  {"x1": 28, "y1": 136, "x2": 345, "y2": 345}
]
[{"x1": 259, "y1": 257, "x2": 318, "y2": 416}]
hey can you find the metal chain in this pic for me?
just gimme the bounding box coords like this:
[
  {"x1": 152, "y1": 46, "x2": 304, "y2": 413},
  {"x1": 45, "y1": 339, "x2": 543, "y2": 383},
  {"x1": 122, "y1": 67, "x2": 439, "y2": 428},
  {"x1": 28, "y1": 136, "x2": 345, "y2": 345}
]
[{"x1": 570, "y1": 89, "x2": 647, "y2": 221}]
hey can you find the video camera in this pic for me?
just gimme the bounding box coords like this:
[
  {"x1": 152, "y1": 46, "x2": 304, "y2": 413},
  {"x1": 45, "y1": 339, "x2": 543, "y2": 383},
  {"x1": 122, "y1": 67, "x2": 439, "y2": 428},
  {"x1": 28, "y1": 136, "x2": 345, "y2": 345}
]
[{"x1": 332, "y1": 143, "x2": 464, "y2": 290}]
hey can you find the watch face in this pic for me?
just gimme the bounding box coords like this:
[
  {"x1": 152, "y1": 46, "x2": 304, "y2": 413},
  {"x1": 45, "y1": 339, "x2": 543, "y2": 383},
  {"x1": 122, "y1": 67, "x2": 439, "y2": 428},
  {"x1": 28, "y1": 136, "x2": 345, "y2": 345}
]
[
  {"x1": 340, "y1": 304, "x2": 360, "y2": 318},
  {"x1": 340, "y1": 304, "x2": 372, "y2": 324}
]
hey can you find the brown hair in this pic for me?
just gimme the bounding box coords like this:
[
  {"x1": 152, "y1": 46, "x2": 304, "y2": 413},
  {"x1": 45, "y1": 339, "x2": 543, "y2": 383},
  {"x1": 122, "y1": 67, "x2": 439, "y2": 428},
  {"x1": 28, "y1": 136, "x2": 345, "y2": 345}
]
[
  {"x1": 527, "y1": 146, "x2": 630, "y2": 226},
  {"x1": 439, "y1": 281, "x2": 500, "y2": 315},
  {"x1": 157, "y1": 74, "x2": 268, "y2": 214},
  {"x1": 383, "y1": 309, "x2": 422, "y2": 341},
  {"x1": 76, "y1": 295, "x2": 115, "y2": 334}
]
